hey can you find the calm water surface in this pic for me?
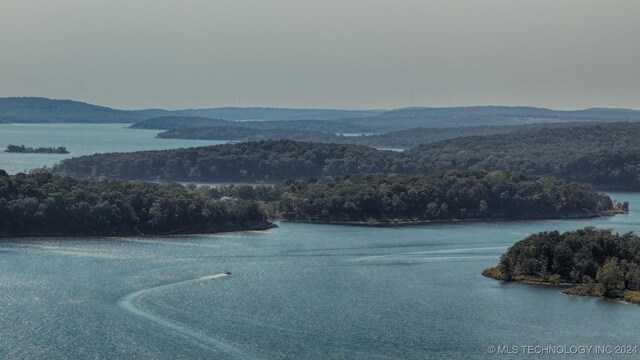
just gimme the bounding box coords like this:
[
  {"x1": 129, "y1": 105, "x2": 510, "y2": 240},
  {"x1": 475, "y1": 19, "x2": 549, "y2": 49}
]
[
  {"x1": 1, "y1": 125, "x2": 640, "y2": 359},
  {"x1": 0, "y1": 193, "x2": 639, "y2": 359},
  {"x1": 0, "y1": 123, "x2": 224, "y2": 174}
]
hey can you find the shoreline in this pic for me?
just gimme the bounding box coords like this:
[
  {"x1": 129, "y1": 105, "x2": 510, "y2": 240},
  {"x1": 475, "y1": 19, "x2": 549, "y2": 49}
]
[
  {"x1": 0, "y1": 220, "x2": 277, "y2": 239},
  {"x1": 482, "y1": 271, "x2": 640, "y2": 307},
  {"x1": 277, "y1": 210, "x2": 625, "y2": 227}
]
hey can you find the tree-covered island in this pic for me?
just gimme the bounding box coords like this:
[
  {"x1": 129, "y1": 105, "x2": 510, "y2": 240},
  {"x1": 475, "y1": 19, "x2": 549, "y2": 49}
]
[
  {"x1": 483, "y1": 227, "x2": 640, "y2": 305},
  {"x1": 5, "y1": 144, "x2": 70, "y2": 154},
  {"x1": 0, "y1": 170, "x2": 273, "y2": 237}
]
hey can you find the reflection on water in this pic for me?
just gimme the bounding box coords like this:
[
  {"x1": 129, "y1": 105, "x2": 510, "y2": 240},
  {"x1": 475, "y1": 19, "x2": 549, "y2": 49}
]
[{"x1": 0, "y1": 193, "x2": 639, "y2": 359}]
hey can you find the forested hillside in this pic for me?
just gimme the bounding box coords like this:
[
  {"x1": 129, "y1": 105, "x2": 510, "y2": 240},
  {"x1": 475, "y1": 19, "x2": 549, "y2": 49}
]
[
  {"x1": 0, "y1": 171, "x2": 272, "y2": 236},
  {"x1": 256, "y1": 171, "x2": 621, "y2": 223},
  {"x1": 53, "y1": 123, "x2": 640, "y2": 189},
  {"x1": 53, "y1": 140, "x2": 415, "y2": 182},
  {"x1": 408, "y1": 122, "x2": 640, "y2": 189}
]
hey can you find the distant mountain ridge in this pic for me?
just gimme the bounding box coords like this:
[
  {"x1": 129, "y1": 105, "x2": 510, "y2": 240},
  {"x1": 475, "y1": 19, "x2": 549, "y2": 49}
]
[
  {"x1": 2, "y1": 97, "x2": 640, "y2": 130},
  {"x1": 341, "y1": 105, "x2": 640, "y2": 131},
  {"x1": 0, "y1": 97, "x2": 382, "y2": 123},
  {"x1": 0, "y1": 97, "x2": 143, "y2": 123}
]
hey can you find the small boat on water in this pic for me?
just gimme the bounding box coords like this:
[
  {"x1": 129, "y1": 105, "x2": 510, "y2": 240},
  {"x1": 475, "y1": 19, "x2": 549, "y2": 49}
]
[{"x1": 224, "y1": 271, "x2": 231, "y2": 275}]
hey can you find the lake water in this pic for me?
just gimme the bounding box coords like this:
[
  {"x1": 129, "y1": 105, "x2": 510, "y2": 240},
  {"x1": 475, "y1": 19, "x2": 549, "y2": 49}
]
[
  {"x1": 0, "y1": 192, "x2": 639, "y2": 359},
  {"x1": 1, "y1": 125, "x2": 640, "y2": 359},
  {"x1": 0, "y1": 124, "x2": 225, "y2": 174}
]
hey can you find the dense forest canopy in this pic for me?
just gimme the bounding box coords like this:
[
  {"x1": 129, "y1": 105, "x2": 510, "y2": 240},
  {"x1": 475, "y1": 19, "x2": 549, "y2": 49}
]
[
  {"x1": 408, "y1": 122, "x2": 640, "y2": 190},
  {"x1": 53, "y1": 140, "x2": 416, "y2": 182},
  {"x1": 216, "y1": 171, "x2": 621, "y2": 224},
  {"x1": 54, "y1": 121, "x2": 640, "y2": 190},
  {"x1": 483, "y1": 228, "x2": 640, "y2": 301},
  {"x1": 0, "y1": 170, "x2": 271, "y2": 237}
]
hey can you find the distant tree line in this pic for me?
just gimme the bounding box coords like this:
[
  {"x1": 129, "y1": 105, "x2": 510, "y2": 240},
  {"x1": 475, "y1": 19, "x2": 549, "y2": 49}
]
[
  {"x1": 5, "y1": 144, "x2": 69, "y2": 154},
  {"x1": 0, "y1": 170, "x2": 271, "y2": 237},
  {"x1": 157, "y1": 126, "x2": 339, "y2": 142},
  {"x1": 53, "y1": 122, "x2": 640, "y2": 190},
  {"x1": 407, "y1": 122, "x2": 640, "y2": 190},
  {"x1": 53, "y1": 140, "x2": 415, "y2": 182},
  {"x1": 156, "y1": 122, "x2": 589, "y2": 149}
]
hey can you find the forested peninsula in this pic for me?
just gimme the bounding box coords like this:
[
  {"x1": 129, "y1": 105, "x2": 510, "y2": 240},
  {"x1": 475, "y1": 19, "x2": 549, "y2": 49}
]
[
  {"x1": 483, "y1": 228, "x2": 640, "y2": 305},
  {"x1": 0, "y1": 170, "x2": 273, "y2": 237},
  {"x1": 214, "y1": 170, "x2": 624, "y2": 225}
]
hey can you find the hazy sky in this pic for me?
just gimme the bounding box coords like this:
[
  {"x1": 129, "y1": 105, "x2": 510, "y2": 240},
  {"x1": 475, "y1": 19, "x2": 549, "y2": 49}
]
[{"x1": 1, "y1": 0, "x2": 639, "y2": 110}]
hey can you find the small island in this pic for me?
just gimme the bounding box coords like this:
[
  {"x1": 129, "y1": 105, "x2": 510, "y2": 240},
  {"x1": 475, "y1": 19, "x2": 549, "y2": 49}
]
[
  {"x1": 483, "y1": 227, "x2": 640, "y2": 305},
  {"x1": 0, "y1": 170, "x2": 274, "y2": 237},
  {"x1": 5, "y1": 144, "x2": 70, "y2": 154}
]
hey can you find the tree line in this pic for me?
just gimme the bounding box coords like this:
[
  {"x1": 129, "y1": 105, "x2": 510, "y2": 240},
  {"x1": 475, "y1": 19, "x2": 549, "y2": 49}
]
[
  {"x1": 214, "y1": 170, "x2": 622, "y2": 224},
  {"x1": 5, "y1": 144, "x2": 69, "y2": 154},
  {"x1": 155, "y1": 121, "x2": 588, "y2": 149},
  {"x1": 407, "y1": 122, "x2": 640, "y2": 190},
  {"x1": 0, "y1": 170, "x2": 271, "y2": 237},
  {"x1": 53, "y1": 140, "x2": 414, "y2": 182},
  {"x1": 53, "y1": 122, "x2": 640, "y2": 190}
]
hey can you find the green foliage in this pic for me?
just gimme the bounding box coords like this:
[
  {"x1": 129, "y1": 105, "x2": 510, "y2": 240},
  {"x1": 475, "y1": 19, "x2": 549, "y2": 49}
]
[
  {"x1": 408, "y1": 122, "x2": 640, "y2": 190},
  {"x1": 53, "y1": 140, "x2": 415, "y2": 182},
  {"x1": 5, "y1": 144, "x2": 69, "y2": 154},
  {"x1": 486, "y1": 228, "x2": 640, "y2": 298},
  {"x1": 251, "y1": 171, "x2": 615, "y2": 223},
  {"x1": 0, "y1": 172, "x2": 270, "y2": 237},
  {"x1": 596, "y1": 258, "x2": 626, "y2": 296},
  {"x1": 55, "y1": 122, "x2": 640, "y2": 190}
]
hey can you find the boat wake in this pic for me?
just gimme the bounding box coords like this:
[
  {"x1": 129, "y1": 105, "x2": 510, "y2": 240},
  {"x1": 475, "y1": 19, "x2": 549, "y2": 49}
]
[{"x1": 117, "y1": 273, "x2": 250, "y2": 358}]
